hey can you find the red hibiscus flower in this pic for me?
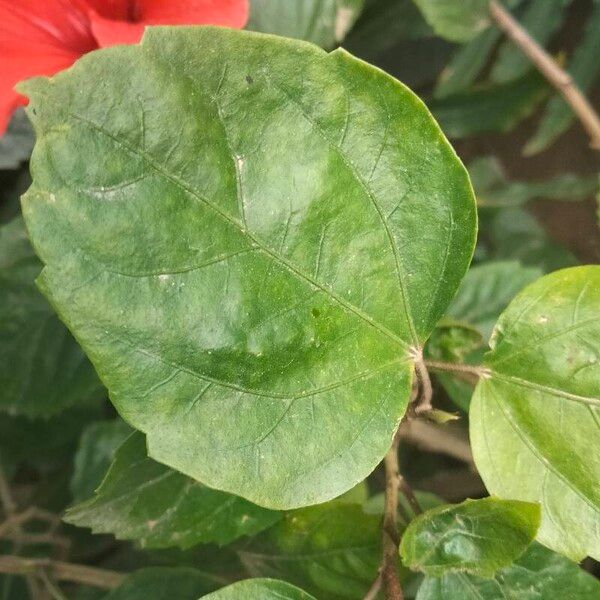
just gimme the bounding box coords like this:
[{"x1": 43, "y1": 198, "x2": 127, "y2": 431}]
[{"x1": 0, "y1": 0, "x2": 249, "y2": 135}]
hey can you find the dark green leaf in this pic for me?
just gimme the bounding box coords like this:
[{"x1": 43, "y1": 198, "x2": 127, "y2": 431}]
[
  {"x1": 247, "y1": 0, "x2": 365, "y2": 48},
  {"x1": 448, "y1": 261, "x2": 542, "y2": 340},
  {"x1": 239, "y1": 503, "x2": 380, "y2": 599},
  {"x1": 65, "y1": 432, "x2": 280, "y2": 548},
  {"x1": 203, "y1": 579, "x2": 317, "y2": 600},
  {"x1": 430, "y1": 73, "x2": 548, "y2": 138},
  {"x1": 70, "y1": 419, "x2": 133, "y2": 502},
  {"x1": 525, "y1": 1, "x2": 600, "y2": 154},
  {"x1": 470, "y1": 266, "x2": 600, "y2": 560},
  {"x1": 0, "y1": 217, "x2": 102, "y2": 417},
  {"x1": 479, "y1": 207, "x2": 577, "y2": 272},
  {"x1": 416, "y1": 542, "x2": 600, "y2": 599},
  {"x1": 102, "y1": 568, "x2": 216, "y2": 600},
  {"x1": 0, "y1": 110, "x2": 34, "y2": 170},
  {"x1": 400, "y1": 497, "x2": 540, "y2": 577},
  {"x1": 21, "y1": 27, "x2": 476, "y2": 508},
  {"x1": 411, "y1": 0, "x2": 491, "y2": 42},
  {"x1": 470, "y1": 156, "x2": 599, "y2": 208}
]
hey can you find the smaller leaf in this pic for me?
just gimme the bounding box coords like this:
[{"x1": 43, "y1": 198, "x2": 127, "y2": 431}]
[
  {"x1": 202, "y1": 578, "x2": 317, "y2": 600},
  {"x1": 400, "y1": 497, "x2": 540, "y2": 577},
  {"x1": 70, "y1": 419, "x2": 132, "y2": 503},
  {"x1": 416, "y1": 542, "x2": 600, "y2": 600},
  {"x1": 430, "y1": 73, "x2": 548, "y2": 138},
  {"x1": 239, "y1": 502, "x2": 381, "y2": 600},
  {"x1": 102, "y1": 567, "x2": 216, "y2": 600},
  {"x1": 65, "y1": 432, "x2": 280, "y2": 549}
]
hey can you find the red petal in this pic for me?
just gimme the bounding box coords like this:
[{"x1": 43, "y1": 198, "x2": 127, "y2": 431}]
[
  {"x1": 82, "y1": 0, "x2": 130, "y2": 20},
  {"x1": 138, "y1": 0, "x2": 249, "y2": 28},
  {"x1": 89, "y1": 10, "x2": 145, "y2": 47},
  {"x1": 0, "y1": 0, "x2": 97, "y2": 135}
]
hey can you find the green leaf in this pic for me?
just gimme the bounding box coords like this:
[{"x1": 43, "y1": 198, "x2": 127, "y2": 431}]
[
  {"x1": 65, "y1": 432, "x2": 280, "y2": 548},
  {"x1": 430, "y1": 73, "x2": 548, "y2": 139},
  {"x1": 0, "y1": 110, "x2": 34, "y2": 170},
  {"x1": 0, "y1": 217, "x2": 102, "y2": 417},
  {"x1": 479, "y1": 207, "x2": 577, "y2": 272},
  {"x1": 247, "y1": 0, "x2": 365, "y2": 48},
  {"x1": 400, "y1": 497, "x2": 540, "y2": 577},
  {"x1": 470, "y1": 266, "x2": 600, "y2": 561},
  {"x1": 434, "y1": 28, "x2": 501, "y2": 98},
  {"x1": 416, "y1": 542, "x2": 600, "y2": 599},
  {"x1": 525, "y1": 1, "x2": 600, "y2": 154},
  {"x1": 345, "y1": 0, "x2": 432, "y2": 61},
  {"x1": 70, "y1": 419, "x2": 132, "y2": 503},
  {"x1": 239, "y1": 503, "x2": 380, "y2": 599},
  {"x1": 469, "y1": 156, "x2": 599, "y2": 208},
  {"x1": 411, "y1": 0, "x2": 491, "y2": 42},
  {"x1": 490, "y1": 0, "x2": 570, "y2": 84},
  {"x1": 448, "y1": 261, "x2": 542, "y2": 340},
  {"x1": 21, "y1": 27, "x2": 476, "y2": 508},
  {"x1": 203, "y1": 579, "x2": 317, "y2": 600},
  {"x1": 102, "y1": 568, "x2": 216, "y2": 600}
]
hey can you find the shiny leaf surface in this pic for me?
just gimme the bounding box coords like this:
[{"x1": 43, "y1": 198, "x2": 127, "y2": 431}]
[
  {"x1": 65, "y1": 432, "x2": 280, "y2": 549},
  {"x1": 21, "y1": 27, "x2": 476, "y2": 508},
  {"x1": 400, "y1": 497, "x2": 540, "y2": 577},
  {"x1": 203, "y1": 579, "x2": 317, "y2": 600},
  {"x1": 416, "y1": 542, "x2": 600, "y2": 599},
  {"x1": 470, "y1": 266, "x2": 600, "y2": 560}
]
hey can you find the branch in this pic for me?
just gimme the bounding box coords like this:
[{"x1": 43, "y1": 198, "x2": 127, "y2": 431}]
[
  {"x1": 399, "y1": 419, "x2": 474, "y2": 465},
  {"x1": 489, "y1": 0, "x2": 600, "y2": 150},
  {"x1": 424, "y1": 360, "x2": 489, "y2": 380},
  {"x1": 411, "y1": 350, "x2": 433, "y2": 415},
  {"x1": 380, "y1": 431, "x2": 404, "y2": 600},
  {"x1": 0, "y1": 555, "x2": 125, "y2": 590}
]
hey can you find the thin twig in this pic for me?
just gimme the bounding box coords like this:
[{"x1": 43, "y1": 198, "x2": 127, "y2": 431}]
[
  {"x1": 0, "y1": 555, "x2": 125, "y2": 590},
  {"x1": 380, "y1": 430, "x2": 403, "y2": 600},
  {"x1": 363, "y1": 571, "x2": 382, "y2": 600},
  {"x1": 399, "y1": 478, "x2": 422, "y2": 516},
  {"x1": 399, "y1": 419, "x2": 474, "y2": 465},
  {"x1": 0, "y1": 462, "x2": 17, "y2": 518},
  {"x1": 489, "y1": 0, "x2": 600, "y2": 150},
  {"x1": 424, "y1": 360, "x2": 489, "y2": 379},
  {"x1": 412, "y1": 351, "x2": 433, "y2": 415}
]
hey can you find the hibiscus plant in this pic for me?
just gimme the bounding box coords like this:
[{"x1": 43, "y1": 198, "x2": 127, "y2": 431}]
[{"x1": 0, "y1": 1, "x2": 599, "y2": 599}]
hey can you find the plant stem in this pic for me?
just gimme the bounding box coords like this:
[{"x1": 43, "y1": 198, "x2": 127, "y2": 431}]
[
  {"x1": 413, "y1": 356, "x2": 433, "y2": 414},
  {"x1": 424, "y1": 360, "x2": 489, "y2": 378},
  {"x1": 489, "y1": 0, "x2": 600, "y2": 150},
  {"x1": 399, "y1": 478, "x2": 422, "y2": 516},
  {"x1": 380, "y1": 431, "x2": 403, "y2": 600},
  {"x1": 0, "y1": 555, "x2": 125, "y2": 590}
]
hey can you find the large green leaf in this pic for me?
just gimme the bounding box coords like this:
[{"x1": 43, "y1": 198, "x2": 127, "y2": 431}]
[
  {"x1": 239, "y1": 503, "x2": 380, "y2": 599},
  {"x1": 21, "y1": 27, "x2": 476, "y2": 508},
  {"x1": 203, "y1": 579, "x2": 317, "y2": 600},
  {"x1": 400, "y1": 497, "x2": 540, "y2": 577},
  {"x1": 101, "y1": 568, "x2": 216, "y2": 600},
  {"x1": 247, "y1": 0, "x2": 365, "y2": 48},
  {"x1": 416, "y1": 542, "x2": 600, "y2": 599},
  {"x1": 70, "y1": 419, "x2": 133, "y2": 502},
  {"x1": 0, "y1": 217, "x2": 102, "y2": 417},
  {"x1": 65, "y1": 432, "x2": 280, "y2": 548},
  {"x1": 470, "y1": 266, "x2": 600, "y2": 560}
]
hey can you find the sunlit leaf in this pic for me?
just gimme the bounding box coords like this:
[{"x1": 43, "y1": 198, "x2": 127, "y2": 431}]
[
  {"x1": 416, "y1": 542, "x2": 600, "y2": 599},
  {"x1": 21, "y1": 27, "x2": 476, "y2": 508},
  {"x1": 203, "y1": 579, "x2": 317, "y2": 600},
  {"x1": 400, "y1": 497, "x2": 540, "y2": 577},
  {"x1": 470, "y1": 266, "x2": 600, "y2": 560}
]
